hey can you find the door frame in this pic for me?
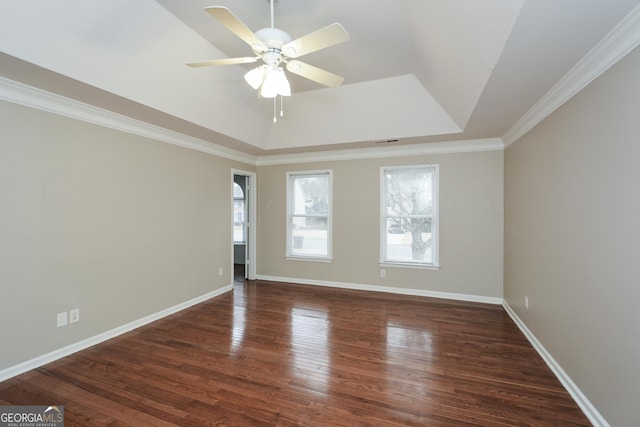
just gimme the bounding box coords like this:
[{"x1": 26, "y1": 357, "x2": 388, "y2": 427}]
[{"x1": 231, "y1": 169, "x2": 257, "y2": 281}]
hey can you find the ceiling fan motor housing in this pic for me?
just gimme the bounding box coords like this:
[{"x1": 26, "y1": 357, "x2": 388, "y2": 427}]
[
  {"x1": 254, "y1": 27, "x2": 293, "y2": 67},
  {"x1": 186, "y1": 5, "x2": 350, "y2": 90},
  {"x1": 262, "y1": 49, "x2": 283, "y2": 67},
  {"x1": 255, "y1": 27, "x2": 292, "y2": 50}
]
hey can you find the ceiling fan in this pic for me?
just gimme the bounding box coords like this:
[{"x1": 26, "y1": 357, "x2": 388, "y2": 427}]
[{"x1": 186, "y1": 0, "x2": 350, "y2": 99}]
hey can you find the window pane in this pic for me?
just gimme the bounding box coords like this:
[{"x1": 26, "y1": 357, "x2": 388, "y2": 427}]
[
  {"x1": 291, "y1": 216, "x2": 328, "y2": 256},
  {"x1": 287, "y1": 170, "x2": 332, "y2": 260},
  {"x1": 234, "y1": 200, "x2": 244, "y2": 242},
  {"x1": 382, "y1": 166, "x2": 437, "y2": 266},
  {"x1": 234, "y1": 223, "x2": 244, "y2": 242},
  {"x1": 385, "y1": 169, "x2": 433, "y2": 217},
  {"x1": 233, "y1": 182, "x2": 244, "y2": 199},
  {"x1": 385, "y1": 218, "x2": 433, "y2": 263},
  {"x1": 292, "y1": 176, "x2": 329, "y2": 215}
]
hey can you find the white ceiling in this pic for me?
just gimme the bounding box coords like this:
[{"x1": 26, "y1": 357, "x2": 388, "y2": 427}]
[{"x1": 1, "y1": 0, "x2": 639, "y2": 155}]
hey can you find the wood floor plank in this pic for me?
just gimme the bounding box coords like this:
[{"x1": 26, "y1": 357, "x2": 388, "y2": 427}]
[{"x1": 0, "y1": 280, "x2": 591, "y2": 426}]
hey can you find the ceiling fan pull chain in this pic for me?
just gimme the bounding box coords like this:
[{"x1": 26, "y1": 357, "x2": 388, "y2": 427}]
[
  {"x1": 273, "y1": 97, "x2": 277, "y2": 123},
  {"x1": 186, "y1": 3, "x2": 349, "y2": 120}
]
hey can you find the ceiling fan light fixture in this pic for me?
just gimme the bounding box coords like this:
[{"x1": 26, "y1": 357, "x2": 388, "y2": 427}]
[
  {"x1": 260, "y1": 67, "x2": 291, "y2": 98},
  {"x1": 187, "y1": 4, "x2": 349, "y2": 117},
  {"x1": 244, "y1": 65, "x2": 266, "y2": 89}
]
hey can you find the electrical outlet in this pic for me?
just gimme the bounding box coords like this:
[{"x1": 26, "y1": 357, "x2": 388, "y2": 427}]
[
  {"x1": 218, "y1": 267, "x2": 224, "y2": 276},
  {"x1": 380, "y1": 269, "x2": 386, "y2": 278},
  {"x1": 524, "y1": 296, "x2": 529, "y2": 310},
  {"x1": 69, "y1": 308, "x2": 80, "y2": 324},
  {"x1": 57, "y1": 312, "x2": 68, "y2": 328}
]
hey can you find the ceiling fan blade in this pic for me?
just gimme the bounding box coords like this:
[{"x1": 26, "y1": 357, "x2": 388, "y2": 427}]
[
  {"x1": 186, "y1": 57, "x2": 259, "y2": 68},
  {"x1": 205, "y1": 7, "x2": 267, "y2": 52},
  {"x1": 286, "y1": 60, "x2": 344, "y2": 88},
  {"x1": 282, "y1": 23, "x2": 350, "y2": 59}
]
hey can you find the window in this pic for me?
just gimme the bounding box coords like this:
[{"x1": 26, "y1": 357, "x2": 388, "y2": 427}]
[
  {"x1": 233, "y1": 182, "x2": 245, "y2": 243},
  {"x1": 381, "y1": 165, "x2": 439, "y2": 268},
  {"x1": 287, "y1": 170, "x2": 332, "y2": 260}
]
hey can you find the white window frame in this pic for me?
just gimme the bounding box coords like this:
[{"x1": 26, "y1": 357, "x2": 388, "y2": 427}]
[
  {"x1": 380, "y1": 164, "x2": 439, "y2": 269},
  {"x1": 286, "y1": 170, "x2": 333, "y2": 262}
]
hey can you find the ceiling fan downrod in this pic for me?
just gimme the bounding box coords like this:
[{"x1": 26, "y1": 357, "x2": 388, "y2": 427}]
[
  {"x1": 186, "y1": 0, "x2": 349, "y2": 117},
  {"x1": 270, "y1": 0, "x2": 275, "y2": 29}
]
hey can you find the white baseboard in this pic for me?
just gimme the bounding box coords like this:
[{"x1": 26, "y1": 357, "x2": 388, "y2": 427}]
[
  {"x1": 256, "y1": 275, "x2": 503, "y2": 305},
  {"x1": 259, "y1": 275, "x2": 606, "y2": 425},
  {"x1": 0, "y1": 285, "x2": 233, "y2": 382},
  {"x1": 502, "y1": 302, "x2": 610, "y2": 427},
  {"x1": 2, "y1": 279, "x2": 605, "y2": 427}
]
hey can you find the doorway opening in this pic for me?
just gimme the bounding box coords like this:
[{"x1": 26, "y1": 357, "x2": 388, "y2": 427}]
[{"x1": 232, "y1": 170, "x2": 256, "y2": 283}]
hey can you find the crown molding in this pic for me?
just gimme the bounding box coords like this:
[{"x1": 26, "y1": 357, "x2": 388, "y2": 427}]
[
  {"x1": 0, "y1": 76, "x2": 257, "y2": 165},
  {"x1": 502, "y1": 4, "x2": 640, "y2": 147},
  {"x1": 4, "y1": 6, "x2": 639, "y2": 162},
  {"x1": 0, "y1": 76, "x2": 504, "y2": 166},
  {"x1": 256, "y1": 138, "x2": 505, "y2": 166}
]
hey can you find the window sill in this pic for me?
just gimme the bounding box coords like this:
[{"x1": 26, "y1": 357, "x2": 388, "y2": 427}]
[
  {"x1": 380, "y1": 262, "x2": 440, "y2": 271},
  {"x1": 286, "y1": 256, "x2": 333, "y2": 263}
]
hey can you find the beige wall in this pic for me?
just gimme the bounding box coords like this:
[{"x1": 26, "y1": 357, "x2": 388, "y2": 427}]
[
  {"x1": 5, "y1": 43, "x2": 637, "y2": 426},
  {"x1": 0, "y1": 100, "x2": 253, "y2": 370},
  {"x1": 504, "y1": 46, "x2": 640, "y2": 426},
  {"x1": 257, "y1": 150, "x2": 504, "y2": 299}
]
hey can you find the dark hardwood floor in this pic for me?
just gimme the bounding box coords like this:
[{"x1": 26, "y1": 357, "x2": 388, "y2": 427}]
[{"x1": 0, "y1": 280, "x2": 591, "y2": 426}]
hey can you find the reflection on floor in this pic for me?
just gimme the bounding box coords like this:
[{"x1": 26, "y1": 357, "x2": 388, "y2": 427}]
[
  {"x1": 0, "y1": 280, "x2": 591, "y2": 426},
  {"x1": 233, "y1": 263, "x2": 245, "y2": 284}
]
